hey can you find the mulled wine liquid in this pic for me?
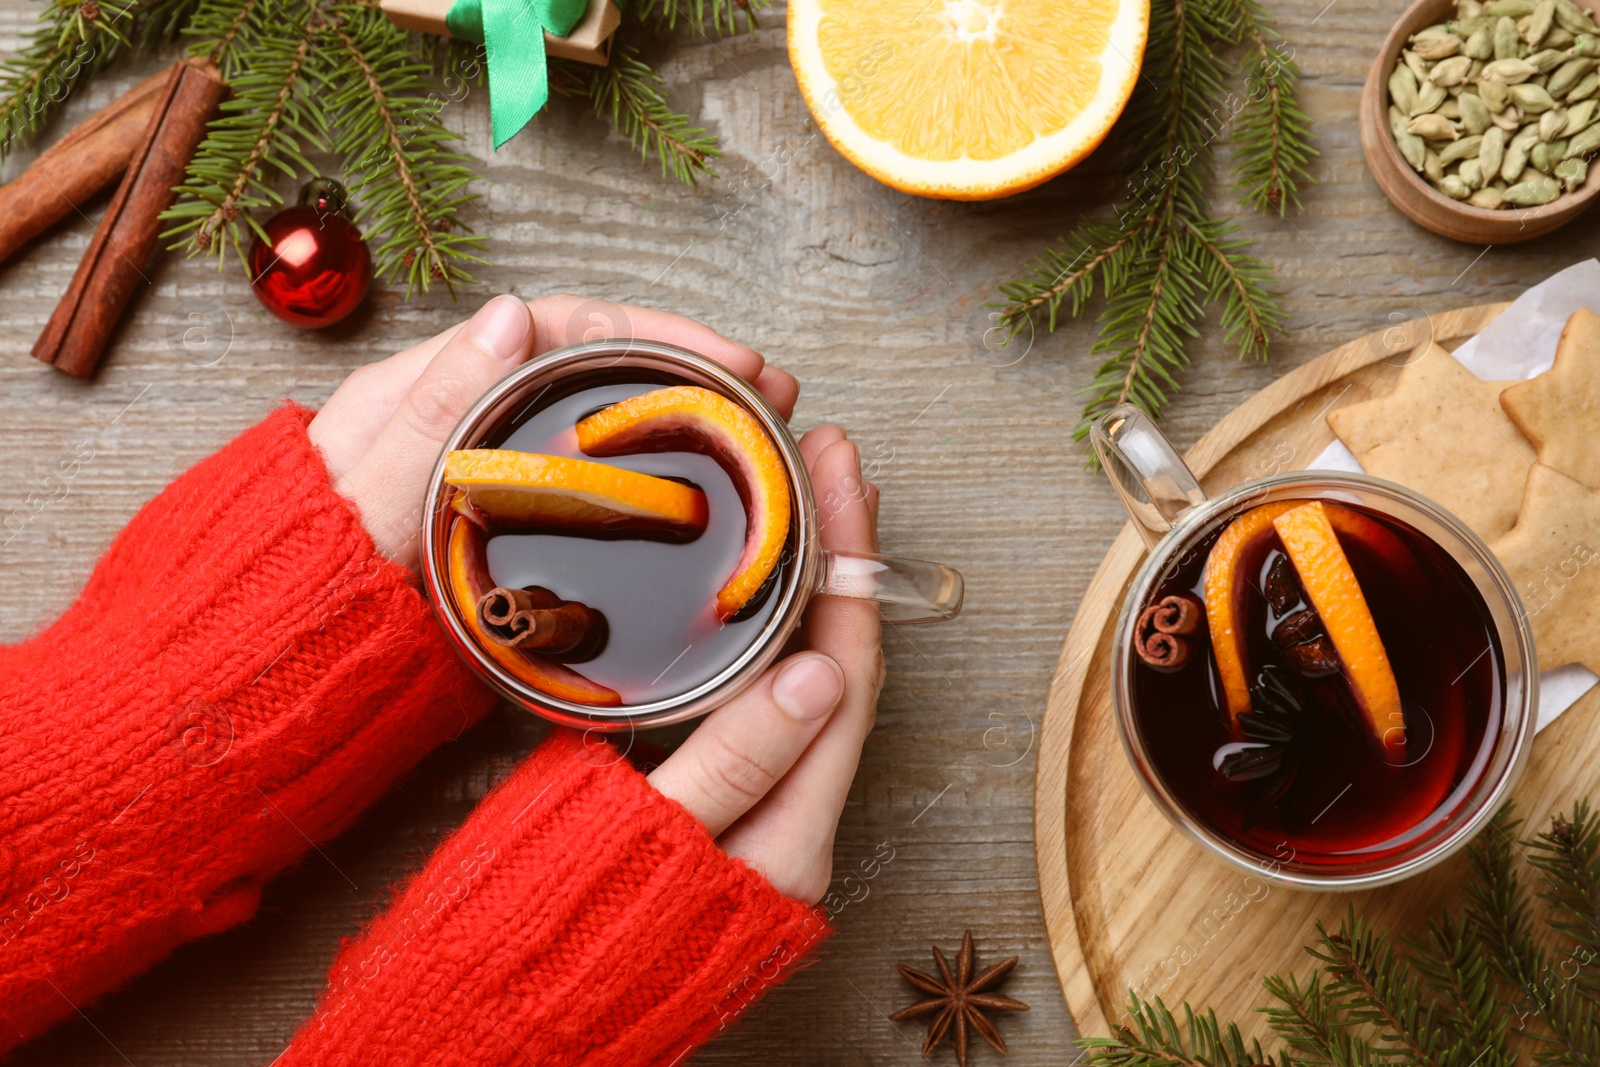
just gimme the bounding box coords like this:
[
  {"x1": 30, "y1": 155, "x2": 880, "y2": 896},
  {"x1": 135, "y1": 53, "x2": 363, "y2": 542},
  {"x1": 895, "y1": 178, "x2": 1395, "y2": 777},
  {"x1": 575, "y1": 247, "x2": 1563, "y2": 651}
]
[
  {"x1": 1132, "y1": 502, "x2": 1504, "y2": 866},
  {"x1": 483, "y1": 374, "x2": 791, "y2": 704}
]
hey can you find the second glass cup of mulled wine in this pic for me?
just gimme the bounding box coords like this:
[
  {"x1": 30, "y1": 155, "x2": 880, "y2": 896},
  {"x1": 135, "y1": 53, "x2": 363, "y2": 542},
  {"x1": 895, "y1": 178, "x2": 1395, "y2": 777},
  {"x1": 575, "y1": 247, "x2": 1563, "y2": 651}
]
[
  {"x1": 1091, "y1": 404, "x2": 1537, "y2": 890},
  {"x1": 419, "y1": 340, "x2": 963, "y2": 730}
]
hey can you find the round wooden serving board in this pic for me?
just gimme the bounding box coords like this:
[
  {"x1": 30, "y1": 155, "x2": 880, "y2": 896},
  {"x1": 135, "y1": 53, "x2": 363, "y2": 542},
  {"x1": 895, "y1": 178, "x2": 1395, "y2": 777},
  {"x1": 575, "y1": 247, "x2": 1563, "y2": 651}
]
[{"x1": 1033, "y1": 302, "x2": 1600, "y2": 1042}]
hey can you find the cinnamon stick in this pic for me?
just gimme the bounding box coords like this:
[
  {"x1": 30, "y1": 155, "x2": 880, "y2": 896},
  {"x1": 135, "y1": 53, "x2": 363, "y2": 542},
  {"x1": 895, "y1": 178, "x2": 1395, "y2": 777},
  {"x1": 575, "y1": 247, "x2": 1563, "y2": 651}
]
[
  {"x1": 32, "y1": 59, "x2": 226, "y2": 378},
  {"x1": 477, "y1": 586, "x2": 603, "y2": 654},
  {"x1": 0, "y1": 62, "x2": 194, "y2": 267}
]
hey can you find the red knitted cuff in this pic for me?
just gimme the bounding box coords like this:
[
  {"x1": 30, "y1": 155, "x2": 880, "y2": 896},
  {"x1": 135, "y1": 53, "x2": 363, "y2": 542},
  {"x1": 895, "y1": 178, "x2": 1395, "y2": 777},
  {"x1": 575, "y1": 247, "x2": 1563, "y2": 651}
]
[
  {"x1": 0, "y1": 405, "x2": 497, "y2": 1056},
  {"x1": 280, "y1": 730, "x2": 831, "y2": 1067}
]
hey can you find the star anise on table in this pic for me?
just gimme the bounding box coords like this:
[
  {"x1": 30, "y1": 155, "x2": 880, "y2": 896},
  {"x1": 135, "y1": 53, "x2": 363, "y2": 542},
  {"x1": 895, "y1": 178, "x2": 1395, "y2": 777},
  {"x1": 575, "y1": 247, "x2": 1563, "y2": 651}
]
[{"x1": 890, "y1": 931, "x2": 1030, "y2": 1066}]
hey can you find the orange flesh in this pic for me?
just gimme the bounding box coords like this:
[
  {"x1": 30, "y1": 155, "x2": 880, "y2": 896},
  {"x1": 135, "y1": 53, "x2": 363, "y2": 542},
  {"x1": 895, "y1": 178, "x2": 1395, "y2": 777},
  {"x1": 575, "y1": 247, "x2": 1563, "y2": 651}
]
[
  {"x1": 444, "y1": 450, "x2": 708, "y2": 537},
  {"x1": 576, "y1": 386, "x2": 791, "y2": 620},
  {"x1": 1272, "y1": 502, "x2": 1405, "y2": 756},
  {"x1": 445, "y1": 517, "x2": 621, "y2": 706}
]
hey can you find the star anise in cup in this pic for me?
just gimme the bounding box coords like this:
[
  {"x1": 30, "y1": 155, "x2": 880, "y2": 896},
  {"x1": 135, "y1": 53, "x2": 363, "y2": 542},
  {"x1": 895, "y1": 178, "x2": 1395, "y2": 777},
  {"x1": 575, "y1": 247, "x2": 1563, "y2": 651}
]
[{"x1": 891, "y1": 931, "x2": 1029, "y2": 1066}]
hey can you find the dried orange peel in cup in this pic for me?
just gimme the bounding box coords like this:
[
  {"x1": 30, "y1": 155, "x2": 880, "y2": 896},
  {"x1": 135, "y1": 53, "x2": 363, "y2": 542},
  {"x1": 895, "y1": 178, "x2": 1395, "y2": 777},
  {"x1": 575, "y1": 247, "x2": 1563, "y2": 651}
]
[
  {"x1": 1204, "y1": 500, "x2": 1407, "y2": 755},
  {"x1": 445, "y1": 517, "x2": 621, "y2": 706},
  {"x1": 444, "y1": 450, "x2": 708, "y2": 537},
  {"x1": 577, "y1": 386, "x2": 791, "y2": 620}
]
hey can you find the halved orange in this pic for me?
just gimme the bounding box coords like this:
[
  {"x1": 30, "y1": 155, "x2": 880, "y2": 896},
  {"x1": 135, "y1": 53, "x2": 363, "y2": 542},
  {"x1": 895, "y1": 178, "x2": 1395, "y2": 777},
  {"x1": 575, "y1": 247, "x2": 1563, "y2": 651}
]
[
  {"x1": 1273, "y1": 502, "x2": 1405, "y2": 757},
  {"x1": 576, "y1": 386, "x2": 791, "y2": 620},
  {"x1": 1204, "y1": 501, "x2": 1416, "y2": 730},
  {"x1": 444, "y1": 450, "x2": 708, "y2": 538},
  {"x1": 788, "y1": 0, "x2": 1149, "y2": 200},
  {"x1": 446, "y1": 517, "x2": 621, "y2": 706}
]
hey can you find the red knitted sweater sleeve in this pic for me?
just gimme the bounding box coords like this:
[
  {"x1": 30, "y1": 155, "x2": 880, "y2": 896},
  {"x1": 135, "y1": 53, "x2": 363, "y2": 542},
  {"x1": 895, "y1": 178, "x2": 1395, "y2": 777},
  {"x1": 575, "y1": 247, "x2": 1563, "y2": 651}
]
[
  {"x1": 0, "y1": 404, "x2": 829, "y2": 1064},
  {"x1": 276, "y1": 728, "x2": 830, "y2": 1067},
  {"x1": 0, "y1": 405, "x2": 499, "y2": 1056}
]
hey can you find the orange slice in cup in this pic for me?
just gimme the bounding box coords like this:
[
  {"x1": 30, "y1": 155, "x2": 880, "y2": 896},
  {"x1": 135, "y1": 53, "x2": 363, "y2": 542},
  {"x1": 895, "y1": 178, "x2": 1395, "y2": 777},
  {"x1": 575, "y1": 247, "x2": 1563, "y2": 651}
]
[
  {"x1": 444, "y1": 450, "x2": 708, "y2": 538},
  {"x1": 446, "y1": 517, "x2": 621, "y2": 706},
  {"x1": 1272, "y1": 501, "x2": 1404, "y2": 757},
  {"x1": 1204, "y1": 501, "x2": 1415, "y2": 739},
  {"x1": 576, "y1": 386, "x2": 791, "y2": 620}
]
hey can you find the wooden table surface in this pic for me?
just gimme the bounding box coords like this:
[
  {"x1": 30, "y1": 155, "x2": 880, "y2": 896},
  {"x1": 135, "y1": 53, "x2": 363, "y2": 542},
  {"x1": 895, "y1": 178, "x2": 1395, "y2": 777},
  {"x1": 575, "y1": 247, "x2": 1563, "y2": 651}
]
[{"x1": 1, "y1": 2, "x2": 1596, "y2": 1063}]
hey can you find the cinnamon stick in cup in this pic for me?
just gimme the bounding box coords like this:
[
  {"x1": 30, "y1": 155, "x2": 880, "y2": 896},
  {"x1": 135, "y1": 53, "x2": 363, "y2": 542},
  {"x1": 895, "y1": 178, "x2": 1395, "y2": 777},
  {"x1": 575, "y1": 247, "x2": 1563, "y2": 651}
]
[
  {"x1": 32, "y1": 59, "x2": 226, "y2": 378},
  {"x1": 0, "y1": 62, "x2": 194, "y2": 267},
  {"x1": 477, "y1": 586, "x2": 604, "y2": 654}
]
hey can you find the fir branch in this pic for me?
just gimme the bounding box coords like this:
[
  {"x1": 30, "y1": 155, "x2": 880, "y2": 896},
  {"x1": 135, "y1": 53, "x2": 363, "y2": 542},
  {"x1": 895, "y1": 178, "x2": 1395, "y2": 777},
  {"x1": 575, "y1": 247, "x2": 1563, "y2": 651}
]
[
  {"x1": 553, "y1": 36, "x2": 720, "y2": 184},
  {"x1": 993, "y1": 0, "x2": 1313, "y2": 456},
  {"x1": 1262, "y1": 971, "x2": 1380, "y2": 1067},
  {"x1": 1311, "y1": 910, "x2": 1449, "y2": 1067},
  {"x1": 631, "y1": 0, "x2": 769, "y2": 37},
  {"x1": 1407, "y1": 913, "x2": 1514, "y2": 1067},
  {"x1": 162, "y1": 0, "x2": 322, "y2": 266},
  {"x1": 1466, "y1": 808, "x2": 1600, "y2": 1067},
  {"x1": 318, "y1": 2, "x2": 487, "y2": 293},
  {"x1": 1527, "y1": 800, "x2": 1600, "y2": 980},
  {"x1": 0, "y1": 0, "x2": 141, "y2": 157},
  {"x1": 1221, "y1": 0, "x2": 1314, "y2": 212},
  {"x1": 1082, "y1": 995, "x2": 1273, "y2": 1067}
]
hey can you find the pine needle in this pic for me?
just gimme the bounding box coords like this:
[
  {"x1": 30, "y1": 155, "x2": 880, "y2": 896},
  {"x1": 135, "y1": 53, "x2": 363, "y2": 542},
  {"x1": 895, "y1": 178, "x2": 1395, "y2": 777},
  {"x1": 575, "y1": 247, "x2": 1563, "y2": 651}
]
[
  {"x1": 631, "y1": 0, "x2": 770, "y2": 37},
  {"x1": 994, "y1": 0, "x2": 1314, "y2": 459},
  {"x1": 552, "y1": 33, "x2": 720, "y2": 185}
]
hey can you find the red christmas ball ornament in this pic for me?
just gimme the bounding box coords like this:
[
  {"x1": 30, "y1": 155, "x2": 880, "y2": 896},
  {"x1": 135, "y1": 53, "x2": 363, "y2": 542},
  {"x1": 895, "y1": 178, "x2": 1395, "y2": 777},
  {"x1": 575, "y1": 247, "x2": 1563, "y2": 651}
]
[{"x1": 249, "y1": 179, "x2": 372, "y2": 328}]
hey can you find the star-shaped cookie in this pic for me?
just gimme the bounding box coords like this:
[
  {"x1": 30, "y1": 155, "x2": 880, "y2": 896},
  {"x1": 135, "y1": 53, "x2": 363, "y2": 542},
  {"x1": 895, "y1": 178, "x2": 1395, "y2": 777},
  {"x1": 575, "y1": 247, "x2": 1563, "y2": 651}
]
[
  {"x1": 1489, "y1": 464, "x2": 1600, "y2": 674},
  {"x1": 1327, "y1": 342, "x2": 1533, "y2": 541},
  {"x1": 1500, "y1": 309, "x2": 1600, "y2": 488}
]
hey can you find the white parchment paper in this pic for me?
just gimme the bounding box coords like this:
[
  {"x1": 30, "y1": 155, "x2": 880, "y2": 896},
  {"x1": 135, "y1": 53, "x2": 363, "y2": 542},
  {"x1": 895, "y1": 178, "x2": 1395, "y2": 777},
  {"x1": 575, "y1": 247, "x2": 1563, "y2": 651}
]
[{"x1": 1311, "y1": 259, "x2": 1600, "y2": 732}]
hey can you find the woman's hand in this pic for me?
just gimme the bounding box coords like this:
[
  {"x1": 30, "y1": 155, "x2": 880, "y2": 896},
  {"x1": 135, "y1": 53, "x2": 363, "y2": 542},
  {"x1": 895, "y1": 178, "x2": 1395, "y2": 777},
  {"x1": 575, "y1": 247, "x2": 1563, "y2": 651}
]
[
  {"x1": 309, "y1": 293, "x2": 884, "y2": 906},
  {"x1": 648, "y1": 428, "x2": 883, "y2": 904},
  {"x1": 308, "y1": 293, "x2": 799, "y2": 569}
]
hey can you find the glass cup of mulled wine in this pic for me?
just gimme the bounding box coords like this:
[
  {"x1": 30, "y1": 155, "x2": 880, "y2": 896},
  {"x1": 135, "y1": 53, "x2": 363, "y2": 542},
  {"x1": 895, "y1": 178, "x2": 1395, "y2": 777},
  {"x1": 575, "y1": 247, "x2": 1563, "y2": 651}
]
[
  {"x1": 419, "y1": 339, "x2": 963, "y2": 730},
  {"x1": 1090, "y1": 404, "x2": 1537, "y2": 890}
]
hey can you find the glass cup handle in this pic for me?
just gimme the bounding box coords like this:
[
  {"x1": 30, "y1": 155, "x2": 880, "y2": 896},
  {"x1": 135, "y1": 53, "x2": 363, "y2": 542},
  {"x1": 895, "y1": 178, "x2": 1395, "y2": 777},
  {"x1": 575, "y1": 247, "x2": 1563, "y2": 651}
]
[
  {"x1": 1089, "y1": 403, "x2": 1210, "y2": 548},
  {"x1": 818, "y1": 550, "x2": 964, "y2": 623}
]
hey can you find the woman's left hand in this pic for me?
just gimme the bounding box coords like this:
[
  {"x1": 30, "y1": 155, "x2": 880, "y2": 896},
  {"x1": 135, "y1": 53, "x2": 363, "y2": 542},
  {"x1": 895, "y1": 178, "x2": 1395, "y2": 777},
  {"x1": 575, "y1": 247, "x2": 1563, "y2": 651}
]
[{"x1": 307, "y1": 293, "x2": 799, "y2": 570}]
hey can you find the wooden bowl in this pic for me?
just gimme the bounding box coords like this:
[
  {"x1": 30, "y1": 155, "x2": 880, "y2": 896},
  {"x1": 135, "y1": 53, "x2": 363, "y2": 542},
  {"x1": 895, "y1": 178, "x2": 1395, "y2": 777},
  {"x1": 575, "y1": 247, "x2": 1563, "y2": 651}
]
[{"x1": 1360, "y1": 0, "x2": 1600, "y2": 243}]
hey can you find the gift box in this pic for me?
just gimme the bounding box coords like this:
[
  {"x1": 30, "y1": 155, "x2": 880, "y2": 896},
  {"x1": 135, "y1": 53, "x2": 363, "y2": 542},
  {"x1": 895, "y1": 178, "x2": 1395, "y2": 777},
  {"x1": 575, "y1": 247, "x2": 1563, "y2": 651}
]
[
  {"x1": 382, "y1": 0, "x2": 622, "y2": 66},
  {"x1": 381, "y1": 0, "x2": 623, "y2": 147}
]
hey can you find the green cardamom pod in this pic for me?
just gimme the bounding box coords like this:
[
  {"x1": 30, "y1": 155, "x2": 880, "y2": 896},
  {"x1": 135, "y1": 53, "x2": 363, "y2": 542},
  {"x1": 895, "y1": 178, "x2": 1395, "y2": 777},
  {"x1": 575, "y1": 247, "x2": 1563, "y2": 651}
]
[
  {"x1": 1463, "y1": 25, "x2": 1494, "y2": 57},
  {"x1": 1564, "y1": 119, "x2": 1600, "y2": 155},
  {"x1": 1555, "y1": 155, "x2": 1589, "y2": 188},
  {"x1": 1541, "y1": 106, "x2": 1570, "y2": 140},
  {"x1": 1568, "y1": 70, "x2": 1600, "y2": 100},
  {"x1": 1388, "y1": 65, "x2": 1420, "y2": 115},
  {"x1": 1416, "y1": 33, "x2": 1465, "y2": 59},
  {"x1": 1430, "y1": 55, "x2": 1476, "y2": 84},
  {"x1": 1511, "y1": 81, "x2": 1558, "y2": 111},
  {"x1": 1460, "y1": 89, "x2": 1494, "y2": 132},
  {"x1": 1555, "y1": 0, "x2": 1600, "y2": 34},
  {"x1": 1463, "y1": 0, "x2": 1487, "y2": 17},
  {"x1": 1415, "y1": 80, "x2": 1449, "y2": 114},
  {"x1": 1441, "y1": 133, "x2": 1486, "y2": 162},
  {"x1": 1470, "y1": 185, "x2": 1507, "y2": 206},
  {"x1": 1526, "y1": 0, "x2": 1556, "y2": 46},
  {"x1": 1427, "y1": 147, "x2": 1447, "y2": 181},
  {"x1": 1504, "y1": 174, "x2": 1563, "y2": 201},
  {"x1": 1408, "y1": 112, "x2": 1463, "y2": 139},
  {"x1": 1480, "y1": 77, "x2": 1513, "y2": 109},
  {"x1": 1503, "y1": 134, "x2": 1531, "y2": 179},
  {"x1": 1527, "y1": 47, "x2": 1568, "y2": 72},
  {"x1": 1575, "y1": 32, "x2": 1600, "y2": 55},
  {"x1": 1480, "y1": 124, "x2": 1508, "y2": 175},
  {"x1": 1460, "y1": 158, "x2": 1487, "y2": 187},
  {"x1": 1547, "y1": 57, "x2": 1598, "y2": 96},
  {"x1": 1564, "y1": 97, "x2": 1597, "y2": 133},
  {"x1": 1482, "y1": 57, "x2": 1541, "y2": 82},
  {"x1": 1488, "y1": 0, "x2": 1537, "y2": 16},
  {"x1": 1494, "y1": 15, "x2": 1524, "y2": 56}
]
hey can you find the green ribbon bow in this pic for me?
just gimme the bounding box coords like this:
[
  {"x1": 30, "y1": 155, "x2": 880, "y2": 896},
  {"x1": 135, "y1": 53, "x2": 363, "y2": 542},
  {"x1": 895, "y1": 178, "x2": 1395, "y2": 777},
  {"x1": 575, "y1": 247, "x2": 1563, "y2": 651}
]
[{"x1": 445, "y1": 0, "x2": 588, "y2": 149}]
